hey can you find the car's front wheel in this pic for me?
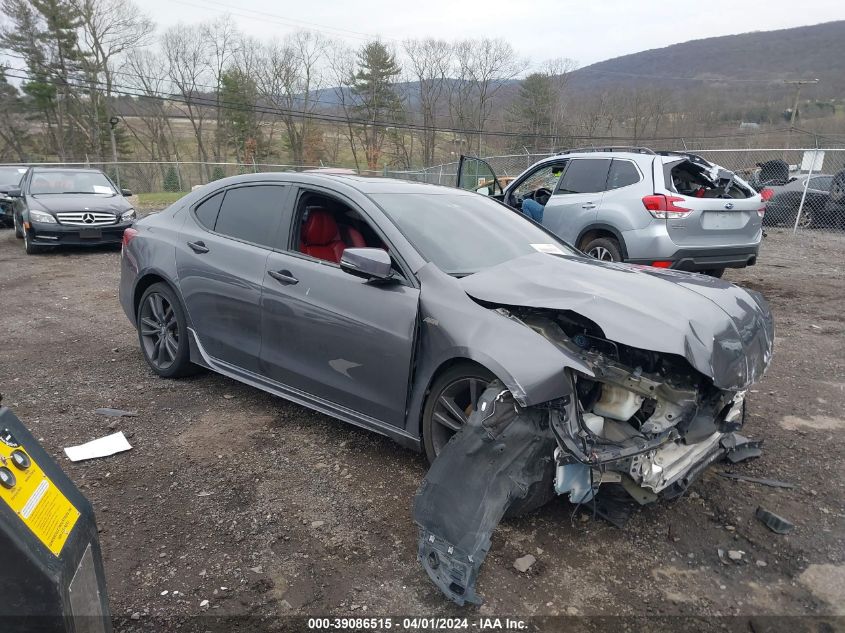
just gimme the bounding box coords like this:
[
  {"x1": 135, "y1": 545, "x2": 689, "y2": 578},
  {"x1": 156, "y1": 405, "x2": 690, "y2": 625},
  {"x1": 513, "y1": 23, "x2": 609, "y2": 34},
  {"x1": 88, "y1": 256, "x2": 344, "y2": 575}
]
[
  {"x1": 137, "y1": 283, "x2": 194, "y2": 378},
  {"x1": 22, "y1": 228, "x2": 45, "y2": 254},
  {"x1": 583, "y1": 236, "x2": 622, "y2": 262},
  {"x1": 13, "y1": 214, "x2": 23, "y2": 239},
  {"x1": 421, "y1": 362, "x2": 555, "y2": 517}
]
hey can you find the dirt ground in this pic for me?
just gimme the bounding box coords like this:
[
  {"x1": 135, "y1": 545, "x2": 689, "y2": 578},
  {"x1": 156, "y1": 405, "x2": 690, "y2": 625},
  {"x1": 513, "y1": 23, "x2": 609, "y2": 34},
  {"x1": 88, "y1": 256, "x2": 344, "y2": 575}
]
[{"x1": 1, "y1": 225, "x2": 843, "y2": 632}]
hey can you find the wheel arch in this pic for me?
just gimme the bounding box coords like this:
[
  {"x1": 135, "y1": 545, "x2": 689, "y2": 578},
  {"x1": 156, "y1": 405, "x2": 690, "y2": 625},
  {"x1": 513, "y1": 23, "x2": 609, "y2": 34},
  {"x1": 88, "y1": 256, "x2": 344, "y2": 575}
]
[
  {"x1": 132, "y1": 272, "x2": 189, "y2": 327},
  {"x1": 576, "y1": 223, "x2": 629, "y2": 260}
]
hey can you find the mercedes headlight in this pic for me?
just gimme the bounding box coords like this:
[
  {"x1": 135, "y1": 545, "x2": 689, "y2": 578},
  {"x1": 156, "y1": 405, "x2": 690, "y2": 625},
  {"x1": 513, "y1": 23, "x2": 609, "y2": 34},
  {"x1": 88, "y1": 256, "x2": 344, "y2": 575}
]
[
  {"x1": 29, "y1": 209, "x2": 57, "y2": 224},
  {"x1": 120, "y1": 209, "x2": 137, "y2": 222}
]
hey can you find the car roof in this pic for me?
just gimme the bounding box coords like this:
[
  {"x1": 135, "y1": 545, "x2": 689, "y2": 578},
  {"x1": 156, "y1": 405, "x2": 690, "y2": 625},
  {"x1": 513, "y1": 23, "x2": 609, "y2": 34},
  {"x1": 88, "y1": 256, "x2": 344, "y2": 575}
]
[
  {"x1": 31, "y1": 167, "x2": 107, "y2": 173},
  {"x1": 536, "y1": 151, "x2": 655, "y2": 165},
  {"x1": 205, "y1": 171, "x2": 474, "y2": 196}
]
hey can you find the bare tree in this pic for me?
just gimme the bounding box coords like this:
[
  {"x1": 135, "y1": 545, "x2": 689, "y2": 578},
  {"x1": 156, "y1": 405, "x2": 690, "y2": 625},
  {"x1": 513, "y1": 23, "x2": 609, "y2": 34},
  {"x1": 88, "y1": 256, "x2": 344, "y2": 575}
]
[
  {"x1": 162, "y1": 23, "x2": 212, "y2": 177},
  {"x1": 403, "y1": 37, "x2": 451, "y2": 166},
  {"x1": 73, "y1": 0, "x2": 153, "y2": 160},
  {"x1": 325, "y1": 41, "x2": 362, "y2": 171},
  {"x1": 203, "y1": 16, "x2": 240, "y2": 162},
  {"x1": 124, "y1": 48, "x2": 179, "y2": 161},
  {"x1": 449, "y1": 38, "x2": 526, "y2": 155},
  {"x1": 256, "y1": 30, "x2": 327, "y2": 166}
]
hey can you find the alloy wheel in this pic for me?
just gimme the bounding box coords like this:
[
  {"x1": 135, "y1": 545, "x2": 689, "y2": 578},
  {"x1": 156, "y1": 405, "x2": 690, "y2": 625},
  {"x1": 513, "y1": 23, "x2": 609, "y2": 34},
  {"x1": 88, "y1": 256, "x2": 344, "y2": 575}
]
[
  {"x1": 139, "y1": 292, "x2": 180, "y2": 370},
  {"x1": 429, "y1": 376, "x2": 490, "y2": 456},
  {"x1": 588, "y1": 245, "x2": 615, "y2": 261}
]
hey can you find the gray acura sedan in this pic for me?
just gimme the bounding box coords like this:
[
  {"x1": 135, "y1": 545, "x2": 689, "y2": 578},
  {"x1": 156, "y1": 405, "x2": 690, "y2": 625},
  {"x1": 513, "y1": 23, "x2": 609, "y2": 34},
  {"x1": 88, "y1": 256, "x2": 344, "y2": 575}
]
[{"x1": 119, "y1": 172, "x2": 774, "y2": 604}]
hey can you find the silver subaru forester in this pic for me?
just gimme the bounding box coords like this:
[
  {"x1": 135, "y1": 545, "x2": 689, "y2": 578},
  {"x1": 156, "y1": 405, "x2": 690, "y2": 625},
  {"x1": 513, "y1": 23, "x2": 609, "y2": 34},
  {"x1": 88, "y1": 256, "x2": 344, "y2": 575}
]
[{"x1": 458, "y1": 147, "x2": 765, "y2": 277}]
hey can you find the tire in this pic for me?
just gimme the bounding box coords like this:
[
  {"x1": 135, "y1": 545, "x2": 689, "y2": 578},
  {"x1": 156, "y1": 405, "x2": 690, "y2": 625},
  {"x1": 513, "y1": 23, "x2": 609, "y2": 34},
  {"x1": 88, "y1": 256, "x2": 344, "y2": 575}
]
[
  {"x1": 23, "y1": 228, "x2": 45, "y2": 254},
  {"x1": 582, "y1": 236, "x2": 622, "y2": 262},
  {"x1": 421, "y1": 362, "x2": 555, "y2": 518},
  {"x1": 136, "y1": 282, "x2": 194, "y2": 378},
  {"x1": 422, "y1": 362, "x2": 494, "y2": 464},
  {"x1": 13, "y1": 214, "x2": 23, "y2": 239},
  {"x1": 704, "y1": 268, "x2": 725, "y2": 278}
]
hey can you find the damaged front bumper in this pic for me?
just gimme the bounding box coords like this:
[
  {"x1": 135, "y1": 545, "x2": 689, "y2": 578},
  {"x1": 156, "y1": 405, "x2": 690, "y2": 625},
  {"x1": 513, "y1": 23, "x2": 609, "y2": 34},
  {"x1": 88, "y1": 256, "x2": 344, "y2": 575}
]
[{"x1": 414, "y1": 310, "x2": 771, "y2": 606}]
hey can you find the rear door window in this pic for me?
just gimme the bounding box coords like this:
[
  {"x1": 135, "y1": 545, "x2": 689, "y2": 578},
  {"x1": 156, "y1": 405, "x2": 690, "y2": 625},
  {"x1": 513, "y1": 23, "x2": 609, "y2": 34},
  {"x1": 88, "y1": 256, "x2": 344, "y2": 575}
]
[
  {"x1": 556, "y1": 159, "x2": 611, "y2": 194},
  {"x1": 194, "y1": 191, "x2": 224, "y2": 230},
  {"x1": 213, "y1": 185, "x2": 286, "y2": 248},
  {"x1": 606, "y1": 159, "x2": 641, "y2": 190}
]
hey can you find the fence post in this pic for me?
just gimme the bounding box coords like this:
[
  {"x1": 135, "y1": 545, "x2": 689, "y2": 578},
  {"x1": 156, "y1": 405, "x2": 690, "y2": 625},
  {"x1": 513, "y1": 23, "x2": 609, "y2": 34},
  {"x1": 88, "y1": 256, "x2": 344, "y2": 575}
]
[
  {"x1": 793, "y1": 145, "x2": 819, "y2": 234},
  {"x1": 175, "y1": 160, "x2": 184, "y2": 192}
]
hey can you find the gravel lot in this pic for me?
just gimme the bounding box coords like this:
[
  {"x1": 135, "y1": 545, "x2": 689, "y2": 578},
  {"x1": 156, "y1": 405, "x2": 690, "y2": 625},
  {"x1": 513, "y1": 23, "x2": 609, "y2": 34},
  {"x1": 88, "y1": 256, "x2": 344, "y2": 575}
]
[{"x1": 1, "y1": 225, "x2": 843, "y2": 631}]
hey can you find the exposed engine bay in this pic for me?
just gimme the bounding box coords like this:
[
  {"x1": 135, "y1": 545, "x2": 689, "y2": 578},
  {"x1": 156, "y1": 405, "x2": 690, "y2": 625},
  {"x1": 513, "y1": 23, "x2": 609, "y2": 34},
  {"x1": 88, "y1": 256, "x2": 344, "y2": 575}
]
[{"x1": 413, "y1": 306, "x2": 764, "y2": 606}]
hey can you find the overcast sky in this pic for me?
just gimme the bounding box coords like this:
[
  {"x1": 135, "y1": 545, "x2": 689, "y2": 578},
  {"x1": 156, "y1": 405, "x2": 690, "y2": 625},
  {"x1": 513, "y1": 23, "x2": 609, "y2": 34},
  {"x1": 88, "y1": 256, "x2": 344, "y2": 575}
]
[{"x1": 144, "y1": 0, "x2": 844, "y2": 69}]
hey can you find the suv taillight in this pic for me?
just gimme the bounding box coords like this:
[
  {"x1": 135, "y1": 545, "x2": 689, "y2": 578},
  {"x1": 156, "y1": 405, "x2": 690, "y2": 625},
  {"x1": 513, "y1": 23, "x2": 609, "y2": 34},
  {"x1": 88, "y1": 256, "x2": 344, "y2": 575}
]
[
  {"x1": 642, "y1": 194, "x2": 692, "y2": 219},
  {"x1": 122, "y1": 227, "x2": 139, "y2": 249},
  {"x1": 760, "y1": 188, "x2": 774, "y2": 201}
]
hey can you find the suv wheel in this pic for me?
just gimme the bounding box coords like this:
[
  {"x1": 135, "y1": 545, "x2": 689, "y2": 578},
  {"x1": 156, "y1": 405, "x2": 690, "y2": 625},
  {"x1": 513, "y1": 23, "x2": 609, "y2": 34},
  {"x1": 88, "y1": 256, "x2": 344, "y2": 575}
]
[
  {"x1": 583, "y1": 236, "x2": 622, "y2": 262},
  {"x1": 137, "y1": 283, "x2": 194, "y2": 378}
]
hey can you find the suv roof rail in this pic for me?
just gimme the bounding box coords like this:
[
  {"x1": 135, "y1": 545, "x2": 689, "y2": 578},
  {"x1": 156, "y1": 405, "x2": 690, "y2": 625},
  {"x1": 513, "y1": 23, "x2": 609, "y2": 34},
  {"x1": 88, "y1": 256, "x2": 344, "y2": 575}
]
[{"x1": 555, "y1": 146, "x2": 657, "y2": 156}]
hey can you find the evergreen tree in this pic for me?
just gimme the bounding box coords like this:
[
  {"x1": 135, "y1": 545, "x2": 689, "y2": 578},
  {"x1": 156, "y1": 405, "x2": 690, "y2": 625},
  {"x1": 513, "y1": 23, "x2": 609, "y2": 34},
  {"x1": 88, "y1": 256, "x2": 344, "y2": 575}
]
[{"x1": 351, "y1": 41, "x2": 403, "y2": 170}]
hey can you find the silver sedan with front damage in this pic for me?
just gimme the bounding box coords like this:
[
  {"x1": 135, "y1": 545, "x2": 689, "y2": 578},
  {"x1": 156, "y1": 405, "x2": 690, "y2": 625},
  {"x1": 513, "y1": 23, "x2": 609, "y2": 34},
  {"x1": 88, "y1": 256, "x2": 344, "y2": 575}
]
[{"x1": 118, "y1": 173, "x2": 774, "y2": 606}]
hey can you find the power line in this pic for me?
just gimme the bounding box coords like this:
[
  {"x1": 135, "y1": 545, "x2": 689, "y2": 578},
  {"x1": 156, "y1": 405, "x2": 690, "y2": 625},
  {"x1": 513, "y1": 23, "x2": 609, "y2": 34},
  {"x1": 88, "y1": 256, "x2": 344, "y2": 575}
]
[{"x1": 2, "y1": 67, "x2": 808, "y2": 144}]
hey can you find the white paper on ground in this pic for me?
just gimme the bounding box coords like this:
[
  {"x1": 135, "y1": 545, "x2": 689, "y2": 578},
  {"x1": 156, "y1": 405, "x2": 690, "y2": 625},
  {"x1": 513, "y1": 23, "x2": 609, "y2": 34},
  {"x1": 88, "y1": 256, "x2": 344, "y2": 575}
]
[{"x1": 64, "y1": 432, "x2": 133, "y2": 462}]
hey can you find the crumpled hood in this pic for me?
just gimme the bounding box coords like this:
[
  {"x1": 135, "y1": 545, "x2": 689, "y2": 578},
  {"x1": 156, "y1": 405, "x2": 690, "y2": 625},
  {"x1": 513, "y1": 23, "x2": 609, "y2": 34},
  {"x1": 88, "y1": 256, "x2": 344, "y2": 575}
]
[
  {"x1": 31, "y1": 194, "x2": 130, "y2": 214},
  {"x1": 459, "y1": 253, "x2": 774, "y2": 390}
]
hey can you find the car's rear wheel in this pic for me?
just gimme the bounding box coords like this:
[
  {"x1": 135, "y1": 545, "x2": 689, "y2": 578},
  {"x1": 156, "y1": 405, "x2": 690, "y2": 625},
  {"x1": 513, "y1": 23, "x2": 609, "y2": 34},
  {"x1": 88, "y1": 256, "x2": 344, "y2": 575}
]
[
  {"x1": 583, "y1": 236, "x2": 622, "y2": 262},
  {"x1": 13, "y1": 215, "x2": 23, "y2": 239},
  {"x1": 704, "y1": 268, "x2": 725, "y2": 278},
  {"x1": 421, "y1": 362, "x2": 555, "y2": 517},
  {"x1": 137, "y1": 283, "x2": 193, "y2": 378}
]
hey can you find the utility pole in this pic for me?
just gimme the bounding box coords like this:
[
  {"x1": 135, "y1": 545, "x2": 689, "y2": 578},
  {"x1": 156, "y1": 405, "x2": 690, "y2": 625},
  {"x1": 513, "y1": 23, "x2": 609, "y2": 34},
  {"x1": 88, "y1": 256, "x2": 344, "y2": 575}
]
[
  {"x1": 109, "y1": 116, "x2": 121, "y2": 189},
  {"x1": 784, "y1": 79, "x2": 819, "y2": 156},
  {"x1": 786, "y1": 79, "x2": 819, "y2": 128}
]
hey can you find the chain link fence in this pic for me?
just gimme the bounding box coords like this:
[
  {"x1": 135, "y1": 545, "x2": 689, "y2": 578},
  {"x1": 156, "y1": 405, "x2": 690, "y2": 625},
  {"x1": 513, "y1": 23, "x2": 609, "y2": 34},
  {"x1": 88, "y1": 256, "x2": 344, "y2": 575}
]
[
  {"x1": 3, "y1": 147, "x2": 844, "y2": 232},
  {"x1": 387, "y1": 147, "x2": 845, "y2": 233}
]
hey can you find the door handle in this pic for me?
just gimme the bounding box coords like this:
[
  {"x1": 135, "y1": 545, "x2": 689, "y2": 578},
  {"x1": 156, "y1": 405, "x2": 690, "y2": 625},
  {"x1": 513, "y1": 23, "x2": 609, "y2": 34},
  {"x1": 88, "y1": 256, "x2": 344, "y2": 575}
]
[
  {"x1": 187, "y1": 240, "x2": 209, "y2": 254},
  {"x1": 268, "y1": 269, "x2": 299, "y2": 285},
  {"x1": 581, "y1": 203, "x2": 597, "y2": 210}
]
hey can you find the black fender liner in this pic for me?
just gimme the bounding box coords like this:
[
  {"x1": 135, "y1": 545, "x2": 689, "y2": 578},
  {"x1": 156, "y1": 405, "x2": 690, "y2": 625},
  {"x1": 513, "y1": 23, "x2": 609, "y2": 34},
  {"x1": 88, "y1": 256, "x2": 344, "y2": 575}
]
[{"x1": 412, "y1": 383, "x2": 555, "y2": 605}]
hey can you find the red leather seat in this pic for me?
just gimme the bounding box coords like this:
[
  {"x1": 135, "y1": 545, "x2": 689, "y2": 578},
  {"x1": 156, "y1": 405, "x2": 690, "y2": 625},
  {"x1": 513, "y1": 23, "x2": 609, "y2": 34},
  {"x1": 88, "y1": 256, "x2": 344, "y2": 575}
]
[
  {"x1": 339, "y1": 224, "x2": 367, "y2": 248},
  {"x1": 300, "y1": 209, "x2": 346, "y2": 263}
]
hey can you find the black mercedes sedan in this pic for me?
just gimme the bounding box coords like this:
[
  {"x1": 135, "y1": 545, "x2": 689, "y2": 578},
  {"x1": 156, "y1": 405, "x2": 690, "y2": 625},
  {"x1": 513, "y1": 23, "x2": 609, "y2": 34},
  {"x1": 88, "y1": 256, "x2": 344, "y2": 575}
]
[{"x1": 10, "y1": 167, "x2": 137, "y2": 254}]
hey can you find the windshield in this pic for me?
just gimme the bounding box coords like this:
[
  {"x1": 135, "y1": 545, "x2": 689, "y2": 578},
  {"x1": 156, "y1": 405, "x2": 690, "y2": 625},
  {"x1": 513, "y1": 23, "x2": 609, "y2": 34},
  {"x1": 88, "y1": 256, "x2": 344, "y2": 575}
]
[
  {"x1": 30, "y1": 170, "x2": 117, "y2": 195},
  {"x1": 0, "y1": 167, "x2": 26, "y2": 187},
  {"x1": 370, "y1": 191, "x2": 579, "y2": 275}
]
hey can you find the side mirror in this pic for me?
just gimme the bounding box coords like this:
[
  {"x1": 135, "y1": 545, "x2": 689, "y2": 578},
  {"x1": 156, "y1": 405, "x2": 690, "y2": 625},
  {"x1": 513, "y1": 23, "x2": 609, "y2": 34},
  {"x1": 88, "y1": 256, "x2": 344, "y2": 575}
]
[
  {"x1": 121, "y1": 188, "x2": 133, "y2": 197},
  {"x1": 340, "y1": 248, "x2": 394, "y2": 281}
]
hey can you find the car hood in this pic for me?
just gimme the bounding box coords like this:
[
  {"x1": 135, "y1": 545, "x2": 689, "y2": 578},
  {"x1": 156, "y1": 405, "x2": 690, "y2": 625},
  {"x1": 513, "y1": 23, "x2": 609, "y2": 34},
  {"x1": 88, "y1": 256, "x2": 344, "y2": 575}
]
[
  {"x1": 30, "y1": 194, "x2": 130, "y2": 214},
  {"x1": 459, "y1": 253, "x2": 774, "y2": 390}
]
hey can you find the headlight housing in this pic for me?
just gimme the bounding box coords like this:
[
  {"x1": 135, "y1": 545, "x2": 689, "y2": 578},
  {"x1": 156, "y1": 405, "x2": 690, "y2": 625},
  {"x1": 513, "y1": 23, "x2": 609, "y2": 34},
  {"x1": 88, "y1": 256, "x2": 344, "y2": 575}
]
[
  {"x1": 120, "y1": 209, "x2": 137, "y2": 223},
  {"x1": 29, "y1": 209, "x2": 57, "y2": 224}
]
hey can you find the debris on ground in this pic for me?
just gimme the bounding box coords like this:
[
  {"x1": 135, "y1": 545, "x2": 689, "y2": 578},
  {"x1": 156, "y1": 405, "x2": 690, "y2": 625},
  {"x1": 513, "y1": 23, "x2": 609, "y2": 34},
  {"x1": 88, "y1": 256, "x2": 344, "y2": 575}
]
[
  {"x1": 64, "y1": 431, "x2": 133, "y2": 462},
  {"x1": 94, "y1": 407, "x2": 138, "y2": 418},
  {"x1": 723, "y1": 434, "x2": 764, "y2": 463},
  {"x1": 719, "y1": 472, "x2": 796, "y2": 489},
  {"x1": 513, "y1": 555, "x2": 536, "y2": 573},
  {"x1": 199, "y1": 600, "x2": 209, "y2": 609},
  {"x1": 756, "y1": 506, "x2": 795, "y2": 534},
  {"x1": 718, "y1": 548, "x2": 746, "y2": 564}
]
